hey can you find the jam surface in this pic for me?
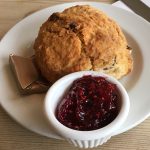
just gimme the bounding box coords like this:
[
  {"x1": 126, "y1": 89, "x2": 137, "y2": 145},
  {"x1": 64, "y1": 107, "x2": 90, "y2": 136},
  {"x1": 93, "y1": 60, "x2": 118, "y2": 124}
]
[{"x1": 56, "y1": 75, "x2": 119, "y2": 131}]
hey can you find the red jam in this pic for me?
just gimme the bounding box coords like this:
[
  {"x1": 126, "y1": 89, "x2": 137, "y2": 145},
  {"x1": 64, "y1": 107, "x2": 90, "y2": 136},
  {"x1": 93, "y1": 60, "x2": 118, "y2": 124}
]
[{"x1": 56, "y1": 75, "x2": 119, "y2": 131}]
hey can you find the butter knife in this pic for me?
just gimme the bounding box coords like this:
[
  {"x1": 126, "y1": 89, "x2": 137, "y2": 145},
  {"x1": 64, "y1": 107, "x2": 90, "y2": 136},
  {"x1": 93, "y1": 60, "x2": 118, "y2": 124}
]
[{"x1": 121, "y1": 0, "x2": 150, "y2": 22}]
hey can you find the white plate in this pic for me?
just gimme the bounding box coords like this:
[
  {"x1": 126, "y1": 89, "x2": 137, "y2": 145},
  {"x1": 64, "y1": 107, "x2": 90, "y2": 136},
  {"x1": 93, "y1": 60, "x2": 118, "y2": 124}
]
[{"x1": 0, "y1": 2, "x2": 150, "y2": 139}]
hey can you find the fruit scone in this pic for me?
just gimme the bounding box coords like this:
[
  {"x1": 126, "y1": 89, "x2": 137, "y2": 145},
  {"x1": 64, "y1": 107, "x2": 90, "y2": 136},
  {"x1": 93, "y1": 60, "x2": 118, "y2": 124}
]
[{"x1": 34, "y1": 5, "x2": 133, "y2": 82}]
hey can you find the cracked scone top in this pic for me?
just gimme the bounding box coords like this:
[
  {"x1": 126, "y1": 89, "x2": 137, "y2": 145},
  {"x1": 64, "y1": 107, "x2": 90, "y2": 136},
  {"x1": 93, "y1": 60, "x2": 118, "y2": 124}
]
[{"x1": 34, "y1": 5, "x2": 133, "y2": 82}]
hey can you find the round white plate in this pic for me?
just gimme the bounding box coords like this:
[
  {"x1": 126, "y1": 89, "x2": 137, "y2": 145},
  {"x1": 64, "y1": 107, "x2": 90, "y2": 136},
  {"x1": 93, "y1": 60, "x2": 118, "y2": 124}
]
[{"x1": 0, "y1": 2, "x2": 150, "y2": 139}]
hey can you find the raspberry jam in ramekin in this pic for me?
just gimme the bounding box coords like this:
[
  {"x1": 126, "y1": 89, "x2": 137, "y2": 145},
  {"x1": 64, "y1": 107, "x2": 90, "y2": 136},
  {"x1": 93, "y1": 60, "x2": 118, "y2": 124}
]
[{"x1": 56, "y1": 75, "x2": 120, "y2": 131}]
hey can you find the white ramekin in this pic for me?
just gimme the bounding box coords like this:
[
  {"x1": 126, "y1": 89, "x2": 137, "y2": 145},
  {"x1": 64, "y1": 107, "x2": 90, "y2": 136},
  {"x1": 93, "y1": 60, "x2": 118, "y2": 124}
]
[{"x1": 44, "y1": 71, "x2": 130, "y2": 148}]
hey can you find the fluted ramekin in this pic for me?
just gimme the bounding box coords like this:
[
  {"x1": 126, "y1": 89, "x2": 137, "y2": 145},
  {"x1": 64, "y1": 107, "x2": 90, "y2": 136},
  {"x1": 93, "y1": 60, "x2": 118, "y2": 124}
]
[{"x1": 44, "y1": 71, "x2": 130, "y2": 148}]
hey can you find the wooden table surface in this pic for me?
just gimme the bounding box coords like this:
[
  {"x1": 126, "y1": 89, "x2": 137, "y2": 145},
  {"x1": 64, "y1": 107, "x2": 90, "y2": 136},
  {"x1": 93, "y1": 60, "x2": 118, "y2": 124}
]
[{"x1": 0, "y1": 0, "x2": 150, "y2": 150}]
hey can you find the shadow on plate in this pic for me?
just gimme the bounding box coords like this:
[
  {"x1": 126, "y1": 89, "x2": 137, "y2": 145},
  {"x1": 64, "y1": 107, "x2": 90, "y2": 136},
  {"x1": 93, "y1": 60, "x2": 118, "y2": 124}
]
[{"x1": 120, "y1": 30, "x2": 143, "y2": 92}]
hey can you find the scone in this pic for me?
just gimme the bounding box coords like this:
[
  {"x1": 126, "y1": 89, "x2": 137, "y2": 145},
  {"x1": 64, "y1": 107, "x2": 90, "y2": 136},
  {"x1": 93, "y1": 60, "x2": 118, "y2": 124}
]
[{"x1": 34, "y1": 5, "x2": 133, "y2": 82}]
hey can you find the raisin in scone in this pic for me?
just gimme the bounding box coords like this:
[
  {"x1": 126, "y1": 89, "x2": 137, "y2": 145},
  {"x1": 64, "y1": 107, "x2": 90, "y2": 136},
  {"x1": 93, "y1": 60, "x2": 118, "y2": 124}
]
[{"x1": 34, "y1": 5, "x2": 133, "y2": 82}]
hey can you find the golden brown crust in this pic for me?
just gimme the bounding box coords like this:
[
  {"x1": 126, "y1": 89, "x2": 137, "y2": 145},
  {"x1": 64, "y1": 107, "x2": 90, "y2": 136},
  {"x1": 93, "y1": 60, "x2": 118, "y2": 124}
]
[{"x1": 34, "y1": 5, "x2": 133, "y2": 82}]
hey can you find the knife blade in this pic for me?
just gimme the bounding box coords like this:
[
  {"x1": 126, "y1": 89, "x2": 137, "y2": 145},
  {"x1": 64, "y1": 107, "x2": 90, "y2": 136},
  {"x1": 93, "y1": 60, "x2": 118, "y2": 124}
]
[{"x1": 121, "y1": 0, "x2": 150, "y2": 22}]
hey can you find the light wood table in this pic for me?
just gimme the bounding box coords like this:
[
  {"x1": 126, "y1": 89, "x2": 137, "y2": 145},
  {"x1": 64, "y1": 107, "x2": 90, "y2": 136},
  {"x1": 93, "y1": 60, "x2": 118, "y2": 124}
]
[{"x1": 0, "y1": 1, "x2": 150, "y2": 150}]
